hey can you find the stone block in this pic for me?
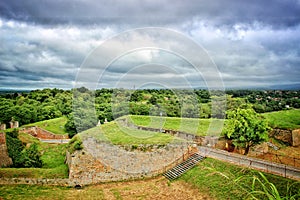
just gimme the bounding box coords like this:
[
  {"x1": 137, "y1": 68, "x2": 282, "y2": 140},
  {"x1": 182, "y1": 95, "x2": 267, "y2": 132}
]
[
  {"x1": 292, "y1": 129, "x2": 300, "y2": 147},
  {"x1": 269, "y1": 129, "x2": 292, "y2": 145}
]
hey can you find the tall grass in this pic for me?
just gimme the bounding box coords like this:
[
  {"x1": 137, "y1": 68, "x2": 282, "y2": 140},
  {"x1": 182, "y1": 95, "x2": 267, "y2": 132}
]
[
  {"x1": 180, "y1": 158, "x2": 300, "y2": 200},
  {"x1": 247, "y1": 172, "x2": 300, "y2": 200}
]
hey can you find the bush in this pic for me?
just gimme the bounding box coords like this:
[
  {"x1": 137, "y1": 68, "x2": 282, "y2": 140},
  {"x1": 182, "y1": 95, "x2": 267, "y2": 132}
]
[
  {"x1": 6, "y1": 129, "x2": 24, "y2": 167},
  {"x1": 67, "y1": 136, "x2": 83, "y2": 153},
  {"x1": 5, "y1": 129, "x2": 43, "y2": 168},
  {"x1": 23, "y1": 143, "x2": 43, "y2": 168}
]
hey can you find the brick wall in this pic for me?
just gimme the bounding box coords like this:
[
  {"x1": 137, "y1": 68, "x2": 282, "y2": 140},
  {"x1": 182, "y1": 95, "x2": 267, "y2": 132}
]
[
  {"x1": 21, "y1": 127, "x2": 69, "y2": 140},
  {"x1": 0, "y1": 132, "x2": 13, "y2": 167}
]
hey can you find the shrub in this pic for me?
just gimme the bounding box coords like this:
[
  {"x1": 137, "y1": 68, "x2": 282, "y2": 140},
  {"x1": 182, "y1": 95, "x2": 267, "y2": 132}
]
[
  {"x1": 5, "y1": 129, "x2": 43, "y2": 168},
  {"x1": 23, "y1": 143, "x2": 43, "y2": 168},
  {"x1": 67, "y1": 136, "x2": 83, "y2": 153}
]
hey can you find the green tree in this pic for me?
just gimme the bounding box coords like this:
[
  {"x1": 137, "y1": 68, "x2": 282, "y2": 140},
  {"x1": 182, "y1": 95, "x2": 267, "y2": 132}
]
[
  {"x1": 65, "y1": 113, "x2": 77, "y2": 138},
  {"x1": 224, "y1": 107, "x2": 270, "y2": 155}
]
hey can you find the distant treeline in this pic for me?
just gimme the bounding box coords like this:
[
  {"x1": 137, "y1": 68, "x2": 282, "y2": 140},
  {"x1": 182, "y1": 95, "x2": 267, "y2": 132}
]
[{"x1": 0, "y1": 88, "x2": 299, "y2": 136}]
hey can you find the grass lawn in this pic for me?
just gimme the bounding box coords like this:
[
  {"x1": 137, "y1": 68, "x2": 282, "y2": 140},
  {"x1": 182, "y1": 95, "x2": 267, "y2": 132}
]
[
  {"x1": 179, "y1": 158, "x2": 300, "y2": 200},
  {"x1": 0, "y1": 133, "x2": 68, "y2": 179},
  {"x1": 23, "y1": 117, "x2": 68, "y2": 135},
  {"x1": 262, "y1": 109, "x2": 300, "y2": 129},
  {"x1": 123, "y1": 115, "x2": 225, "y2": 136},
  {"x1": 79, "y1": 121, "x2": 182, "y2": 145},
  {"x1": 0, "y1": 184, "x2": 105, "y2": 200}
]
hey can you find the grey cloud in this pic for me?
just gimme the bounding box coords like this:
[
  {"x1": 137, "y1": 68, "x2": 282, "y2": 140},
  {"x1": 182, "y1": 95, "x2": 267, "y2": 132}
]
[
  {"x1": 0, "y1": 1, "x2": 300, "y2": 89},
  {"x1": 1, "y1": 0, "x2": 300, "y2": 28}
]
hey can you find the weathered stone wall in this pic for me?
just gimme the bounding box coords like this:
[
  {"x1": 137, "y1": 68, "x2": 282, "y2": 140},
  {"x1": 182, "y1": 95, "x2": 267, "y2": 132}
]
[
  {"x1": 269, "y1": 129, "x2": 293, "y2": 145},
  {"x1": 20, "y1": 127, "x2": 69, "y2": 140},
  {"x1": 67, "y1": 137, "x2": 196, "y2": 185},
  {"x1": 0, "y1": 132, "x2": 13, "y2": 167},
  {"x1": 0, "y1": 178, "x2": 69, "y2": 186}
]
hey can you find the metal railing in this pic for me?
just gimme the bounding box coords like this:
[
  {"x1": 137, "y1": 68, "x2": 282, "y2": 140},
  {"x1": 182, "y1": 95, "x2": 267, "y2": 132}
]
[{"x1": 199, "y1": 146, "x2": 300, "y2": 181}]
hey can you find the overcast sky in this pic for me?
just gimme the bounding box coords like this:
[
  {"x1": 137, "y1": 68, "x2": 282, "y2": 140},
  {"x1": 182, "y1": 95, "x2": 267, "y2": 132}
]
[{"x1": 0, "y1": 0, "x2": 300, "y2": 90}]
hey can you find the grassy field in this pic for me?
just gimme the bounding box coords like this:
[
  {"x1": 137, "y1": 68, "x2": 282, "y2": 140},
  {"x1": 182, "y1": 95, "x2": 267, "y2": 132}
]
[
  {"x1": 124, "y1": 115, "x2": 225, "y2": 136},
  {"x1": 0, "y1": 133, "x2": 68, "y2": 179},
  {"x1": 0, "y1": 177, "x2": 204, "y2": 200},
  {"x1": 79, "y1": 121, "x2": 181, "y2": 145},
  {"x1": 24, "y1": 117, "x2": 68, "y2": 135},
  {"x1": 262, "y1": 109, "x2": 300, "y2": 129}
]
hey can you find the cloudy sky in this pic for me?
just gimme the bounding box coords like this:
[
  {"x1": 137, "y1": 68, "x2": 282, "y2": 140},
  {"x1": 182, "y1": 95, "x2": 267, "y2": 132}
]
[{"x1": 0, "y1": 0, "x2": 300, "y2": 90}]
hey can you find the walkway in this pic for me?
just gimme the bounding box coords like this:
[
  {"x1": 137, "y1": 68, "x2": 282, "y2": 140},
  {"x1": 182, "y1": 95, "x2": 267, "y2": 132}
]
[
  {"x1": 198, "y1": 146, "x2": 300, "y2": 181},
  {"x1": 39, "y1": 139, "x2": 70, "y2": 144}
]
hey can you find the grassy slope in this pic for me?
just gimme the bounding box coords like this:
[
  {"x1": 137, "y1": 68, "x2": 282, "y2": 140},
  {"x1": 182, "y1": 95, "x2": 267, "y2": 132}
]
[
  {"x1": 125, "y1": 115, "x2": 225, "y2": 136},
  {"x1": 262, "y1": 109, "x2": 300, "y2": 129},
  {"x1": 24, "y1": 117, "x2": 68, "y2": 135},
  {"x1": 79, "y1": 121, "x2": 181, "y2": 145},
  {"x1": 0, "y1": 133, "x2": 68, "y2": 178},
  {"x1": 179, "y1": 158, "x2": 299, "y2": 200}
]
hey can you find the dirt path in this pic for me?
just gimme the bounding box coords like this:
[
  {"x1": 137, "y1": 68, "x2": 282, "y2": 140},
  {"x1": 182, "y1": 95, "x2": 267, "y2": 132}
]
[{"x1": 68, "y1": 176, "x2": 211, "y2": 200}]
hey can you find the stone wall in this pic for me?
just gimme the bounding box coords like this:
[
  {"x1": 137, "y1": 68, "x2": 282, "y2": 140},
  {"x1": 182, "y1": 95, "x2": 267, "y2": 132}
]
[
  {"x1": 269, "y1": 128, "x2": 292, "y2": 145},
  {"x1": 66, "y1": 137, "x2": 196, "y2": 186},
  {"x1": 292, "y1": 129, "x2": 300, "y2": 147},
  {"x1": 0, "y1": 178, "x2": 69, "y2": 186},
  {"x1": 269, "y1": 128, "x2": 300, "y2": 147},
  {"x1": 0, "y1": 132, "x2": 13, "y2": 167},
  {"x1": 20, "y1": 127, "x2": 69, "y2": 140}
]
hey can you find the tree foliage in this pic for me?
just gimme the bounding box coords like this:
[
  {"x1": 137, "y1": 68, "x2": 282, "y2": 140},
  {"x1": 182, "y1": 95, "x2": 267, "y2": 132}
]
[{"x1": 224, "y1": 106, "x2": 270, "y2": 155}]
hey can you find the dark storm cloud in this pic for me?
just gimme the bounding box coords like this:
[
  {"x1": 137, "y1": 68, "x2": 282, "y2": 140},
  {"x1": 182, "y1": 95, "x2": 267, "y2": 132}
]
[
  {"x1": 0, "y1": 0, "x2": 300, "y2": 89},
  {"x1": 1, "y1": 0, "x2": 300, "y2": 28}
]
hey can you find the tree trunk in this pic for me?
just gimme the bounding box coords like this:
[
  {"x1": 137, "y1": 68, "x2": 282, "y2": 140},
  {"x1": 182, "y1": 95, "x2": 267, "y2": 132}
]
[{"x1": 244, "y1": 145, "x2": 250, "y2": 155}]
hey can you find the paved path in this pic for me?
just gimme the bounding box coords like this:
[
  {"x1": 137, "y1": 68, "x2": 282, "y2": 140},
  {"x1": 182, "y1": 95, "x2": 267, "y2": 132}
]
[
  {"x1": 39, "y1": 139, "x2": 70, "y2": 144},
  {"x1": 198, "y1": 146, "x2": 300, "y2": 181}
]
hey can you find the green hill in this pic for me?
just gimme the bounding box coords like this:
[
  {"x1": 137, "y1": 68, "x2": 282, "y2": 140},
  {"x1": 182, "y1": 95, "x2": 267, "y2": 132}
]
[
  {"x1": 262, "y1": 109, "x2": 300, "y2": 130},
  {"x1": 24, "y1": 117, "x2": 68, "y2": 135},
  {"x1": 122, "y1": 115, "x2": 225, "y2": 136},
  {"x1": 79, "y1": 121, "x2": 182, "y2": 145}
]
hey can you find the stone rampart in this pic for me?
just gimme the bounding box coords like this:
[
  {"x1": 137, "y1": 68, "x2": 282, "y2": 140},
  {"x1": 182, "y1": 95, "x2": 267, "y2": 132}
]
[{"x1": 66, "y1": 137, "x2": 196, "y2": 185}]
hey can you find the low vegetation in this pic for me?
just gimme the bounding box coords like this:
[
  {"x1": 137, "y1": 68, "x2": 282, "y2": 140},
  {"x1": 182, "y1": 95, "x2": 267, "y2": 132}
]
[
  {"x1": 67, "y1": 136, "x2": 83, "y2": 154},
  {"x1": 5, "y1": 129, "x2": 42, "y2": 168},
  {"x1": 262, "y1": 109, "x2": 300, "y2": 129},
  {"x1": 0, "y1": 132, "x2": 68, "y2": 178}
]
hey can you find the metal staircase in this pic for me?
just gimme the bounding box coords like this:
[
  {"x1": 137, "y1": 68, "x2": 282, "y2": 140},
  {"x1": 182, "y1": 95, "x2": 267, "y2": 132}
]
[{"x1": 163, "y1": 152, "x2": 205, "y2": 180}]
